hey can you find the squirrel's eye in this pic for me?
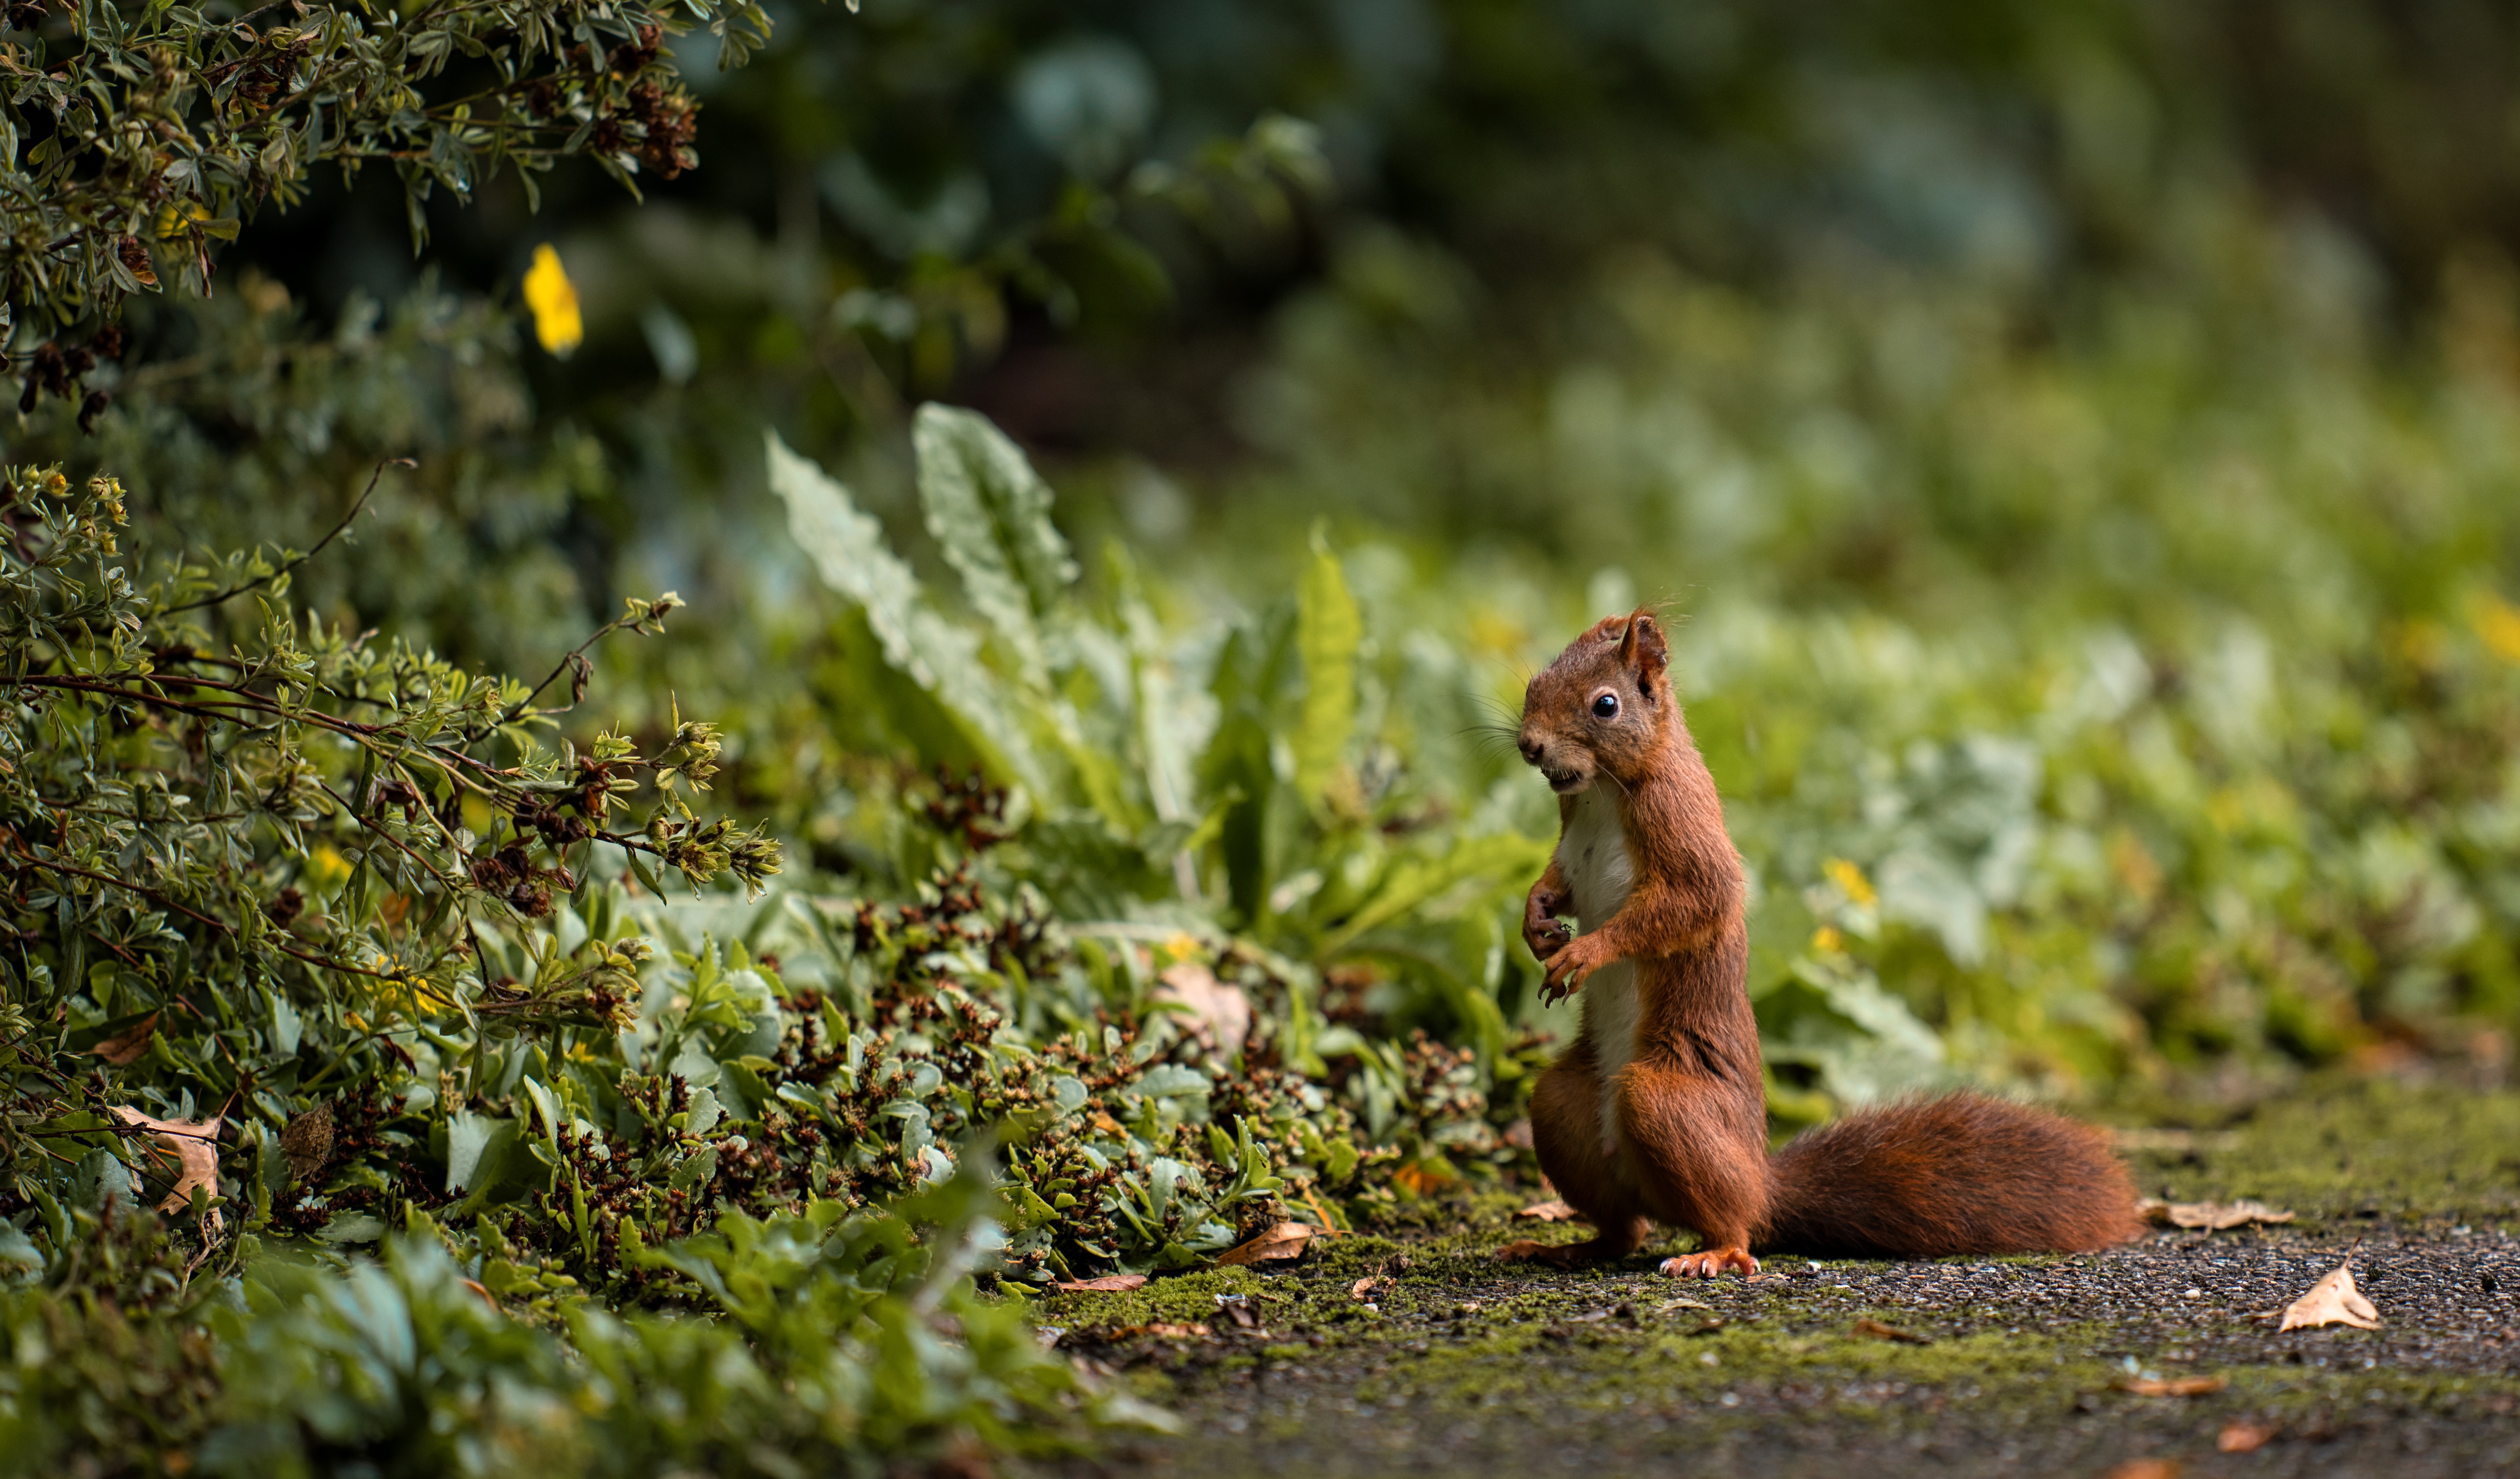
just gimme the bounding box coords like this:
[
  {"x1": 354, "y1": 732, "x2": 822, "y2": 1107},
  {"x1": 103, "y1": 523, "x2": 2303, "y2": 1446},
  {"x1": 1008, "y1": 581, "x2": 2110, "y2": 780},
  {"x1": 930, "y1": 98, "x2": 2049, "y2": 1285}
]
[{"x1": 1591, "y1": 693, "x2": 1619, "y2": 719}]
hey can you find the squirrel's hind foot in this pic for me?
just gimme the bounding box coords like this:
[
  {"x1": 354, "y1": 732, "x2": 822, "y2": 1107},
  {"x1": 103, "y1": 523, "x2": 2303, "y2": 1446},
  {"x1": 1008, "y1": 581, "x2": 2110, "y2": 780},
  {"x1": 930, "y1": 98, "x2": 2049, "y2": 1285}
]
[{"x1": 1660, "y1": 1247, "x2": 1759, "y2": 1280}]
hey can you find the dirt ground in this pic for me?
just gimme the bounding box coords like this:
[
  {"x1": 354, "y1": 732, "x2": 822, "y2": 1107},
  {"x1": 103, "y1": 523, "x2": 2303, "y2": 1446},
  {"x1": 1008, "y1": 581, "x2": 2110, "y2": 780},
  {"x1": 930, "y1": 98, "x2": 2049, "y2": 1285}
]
[{"x1": 1036, "y1": 1078, "x2": 2520, "y2": 1479}]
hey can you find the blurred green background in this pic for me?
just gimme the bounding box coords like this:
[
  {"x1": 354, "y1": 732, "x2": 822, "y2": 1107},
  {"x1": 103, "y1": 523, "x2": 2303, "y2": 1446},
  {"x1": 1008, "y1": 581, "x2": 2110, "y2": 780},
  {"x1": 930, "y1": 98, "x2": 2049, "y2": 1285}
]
[{"x1": 30, "y1": 0, "x2": 2520, "y2": 1108}]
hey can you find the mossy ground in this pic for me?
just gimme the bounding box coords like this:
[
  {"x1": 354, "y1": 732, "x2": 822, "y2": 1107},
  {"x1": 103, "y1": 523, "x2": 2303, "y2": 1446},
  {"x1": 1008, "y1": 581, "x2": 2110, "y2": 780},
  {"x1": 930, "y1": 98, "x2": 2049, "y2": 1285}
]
[{"x1": 1031, "y1": 1077, "x2": 2520, "y2": 1477}]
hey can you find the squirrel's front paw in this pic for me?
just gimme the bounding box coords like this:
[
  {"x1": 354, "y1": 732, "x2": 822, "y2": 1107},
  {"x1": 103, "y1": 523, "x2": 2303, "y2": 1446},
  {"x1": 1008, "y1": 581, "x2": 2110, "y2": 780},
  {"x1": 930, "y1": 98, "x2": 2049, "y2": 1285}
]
[
  {"x1": 1539, "y1": 934, "x2": 1614, "y2": 1003},
  {"x1": 1522, "y1": 915, "x2": 1573, "y2": 961},
  {"x1": 1522, "y1": 888, "x2": 1573, "y2": 962}
]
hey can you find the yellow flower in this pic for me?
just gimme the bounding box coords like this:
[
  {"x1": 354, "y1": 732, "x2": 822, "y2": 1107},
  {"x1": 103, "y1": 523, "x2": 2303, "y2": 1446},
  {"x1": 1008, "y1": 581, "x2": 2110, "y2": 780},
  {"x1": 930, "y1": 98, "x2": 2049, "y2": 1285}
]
[
  {"x1": 2470, "y1": 591, "x2": 2520, "y2": 664},
  {"x1": 523, "y1": 244, "x2": 583, "y2": 356},
  {"x1": 1821, "y1": 856, "x2": 1876, "y2": 909}
]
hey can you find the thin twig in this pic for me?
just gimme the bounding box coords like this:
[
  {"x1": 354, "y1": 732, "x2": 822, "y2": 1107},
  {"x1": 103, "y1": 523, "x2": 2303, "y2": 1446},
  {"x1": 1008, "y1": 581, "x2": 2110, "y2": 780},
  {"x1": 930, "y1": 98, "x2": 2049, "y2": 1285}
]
[
  {"x1": 494, "y1": 612, "x2": 635, "y2": 729},
  {"x1": 159, "y1": 457, "x2": 411, "y2": 615}
]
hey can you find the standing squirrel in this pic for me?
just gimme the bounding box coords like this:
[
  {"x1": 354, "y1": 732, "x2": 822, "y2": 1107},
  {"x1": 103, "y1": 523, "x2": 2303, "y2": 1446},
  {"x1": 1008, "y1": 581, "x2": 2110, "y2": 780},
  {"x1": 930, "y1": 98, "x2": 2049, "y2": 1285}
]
[{"x1": 1499, "y1": 610, "x2": 2141, "y2": 1278}]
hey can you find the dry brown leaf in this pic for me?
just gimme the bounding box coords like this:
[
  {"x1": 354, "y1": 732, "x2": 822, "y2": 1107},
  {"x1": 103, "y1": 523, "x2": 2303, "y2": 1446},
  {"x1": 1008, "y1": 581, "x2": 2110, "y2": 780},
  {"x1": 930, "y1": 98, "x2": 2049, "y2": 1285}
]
[
  {"x1": 1139, "y1": 1323, "x2": 1209, "y2": 1340},
  {"x1": 1298, "y1": 1187, "x2": 1343, "y2": 1234},
  {"x1": 1216, "y1": 1222, "x2": 1312, "y2": 1267},
  {"x1": 2279, "y1": 1261, "x2": 2381, "y2": 1331},
  {"x1": 2136, "y1": 1197, "x2": 2295, "y2": 1230},
  {"x1": 1052, "y1": 1274, "x2": 1148, "y2": 1292},
  {"x1": 2116, "y1": 1375, "x2": 2227, "y2": 1397},
  {"x1": 1350, "y1": 1277, "x2": 1384, "y2": 1300},
  {"x1": 89, "y1": 1012, "x2": 160, "y2": 1066},
  {"x1": 1516, "y1": 1198, "x2": 1581, "y2": 1222},
  {"x1": 1851, "y1": 1318, "x2": 1929, "y2": 1345},
  {"x1": 1391, "y1": 1162, "x2": 1454, "y2": 1196},
  {"x1": 108, "y1": 1106, "x2": 221, "y2": 1220},
  {"x1": 2217, "y1": 1422, "x2": 2276, "y2": 1453},
  {"x1": 1153, "y1": 962, "x2": 1251, "y2": 1058}
]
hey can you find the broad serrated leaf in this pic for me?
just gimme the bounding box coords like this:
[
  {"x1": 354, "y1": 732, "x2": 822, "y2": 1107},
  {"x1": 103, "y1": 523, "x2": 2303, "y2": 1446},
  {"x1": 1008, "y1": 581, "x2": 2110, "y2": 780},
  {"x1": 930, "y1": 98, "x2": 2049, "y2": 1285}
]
[
  {"x1": 765, "y1": 429, "x2": 1044, "y2": 795},
  {"x1": 912, "y1": 404, "x2": 1079, "y2": 689},
  {"x1": 1293, "y1": 526, "x2": 1359, "y2": 809}
]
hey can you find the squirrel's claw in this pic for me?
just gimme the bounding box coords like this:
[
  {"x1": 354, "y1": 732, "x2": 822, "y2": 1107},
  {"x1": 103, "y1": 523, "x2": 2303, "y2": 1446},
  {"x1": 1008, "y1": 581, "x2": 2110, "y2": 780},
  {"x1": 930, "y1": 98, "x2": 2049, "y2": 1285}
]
[
  {"x1": 1523, "y1": 917, "x2": 1573, "y2": 961},
  {"x1": 1540, "y1": 934, "x2": 1611, "y2": 1001},
  {"x1": 1521, "y1": 888, "x2": 1573, "y2": 962},
  {"x1": 1660, "y1": 1247, "x2": 1759, "y2": 1280}
]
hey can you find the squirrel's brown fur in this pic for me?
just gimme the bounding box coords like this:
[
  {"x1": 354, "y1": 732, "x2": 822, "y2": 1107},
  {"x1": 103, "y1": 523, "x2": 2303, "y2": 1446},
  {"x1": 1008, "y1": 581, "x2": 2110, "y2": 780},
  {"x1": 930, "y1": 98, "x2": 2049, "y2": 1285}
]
[{"x1": 1500, "y1": 610, "x2": 2141, "y2": 1278}]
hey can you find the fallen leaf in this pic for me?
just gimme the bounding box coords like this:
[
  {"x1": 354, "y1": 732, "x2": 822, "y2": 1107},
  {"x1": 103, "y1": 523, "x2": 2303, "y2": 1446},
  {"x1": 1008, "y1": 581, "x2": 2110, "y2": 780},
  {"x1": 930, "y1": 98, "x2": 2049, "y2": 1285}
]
[
  {"x1": 1217, "y1": 1297, "x2": 1260, "y2": 1329},
  {"x1": 1216, "y1": 1222, "x2": 1312, "y2": 1267},
  {"x1": 1089, "y1": 1111, "x2": 1125, "y2": 1134},
  {"x1": 2116, "y1": 1375, "x2": 2227, "y2": 1397},
  {"x1": 1391, "y1": 1162, "x2": 1454, "y2": 1196},
  {"x1": 2280, "y1": 1260, "x2": 2381, "y2": 1331},
  {"x1": 1300, "y1": 1187, "x2": 1344, "y2": 1233},
  {"x1": 1517, "y1": 1198, "x2": 1582, "y2": 1222},
  {"x1": 2136, "y1": 1197, "x2": 2295, "y2": 1230},
  {"x1": 1087, "y1": 1321, "x2": 1211, "y2": 1342},
  {"x1": 1052, "y1": 1274, "x2": 1148, "y2": 1292},
  {"x1": 108, "y1": 1106, "x2": 222, "y2": 1223},
  {"x1": 2217, "y1": 1422, "x2": 2276, "y2": 1453},
  {"x1": 1656, "y1": 1297, "x2": 1711, "y2": 1313},
  {"x1": 1153, "y1": 962, "x2": 1251, "y2": 1058},
  {"x1": 89, "y1": 1012, "x2": 160, "y2": 1065},
  {"x1": 1852, "y1": 1318, "x2": 1929, "y2": 1345},
  {"x1": 1350, "y1": 1277, "x2": 1385, "y2": 1300}
]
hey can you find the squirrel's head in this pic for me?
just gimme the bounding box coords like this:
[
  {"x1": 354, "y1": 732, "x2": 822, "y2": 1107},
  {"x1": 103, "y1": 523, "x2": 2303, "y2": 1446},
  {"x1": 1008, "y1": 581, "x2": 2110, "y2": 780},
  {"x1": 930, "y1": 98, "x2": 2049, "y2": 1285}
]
[{"x1": 1517, "y1": 607, "x2": 1672, "y2": 796}]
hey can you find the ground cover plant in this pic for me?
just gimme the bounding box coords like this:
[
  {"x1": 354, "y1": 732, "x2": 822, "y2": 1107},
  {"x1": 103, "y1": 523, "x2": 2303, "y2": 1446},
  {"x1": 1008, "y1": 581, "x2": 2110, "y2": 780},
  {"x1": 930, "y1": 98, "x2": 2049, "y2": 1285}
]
[{"x1": 12, "y1": 0, "x2": 2520, "y2": 1475}]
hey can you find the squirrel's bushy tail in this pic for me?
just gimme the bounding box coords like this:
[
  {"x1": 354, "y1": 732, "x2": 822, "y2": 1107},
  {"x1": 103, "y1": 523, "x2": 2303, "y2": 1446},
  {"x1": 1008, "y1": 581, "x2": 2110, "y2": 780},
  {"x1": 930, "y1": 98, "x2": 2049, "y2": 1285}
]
[{"x1": 1757, "y1": 1093, "x2": 2142, "y2": 1258}]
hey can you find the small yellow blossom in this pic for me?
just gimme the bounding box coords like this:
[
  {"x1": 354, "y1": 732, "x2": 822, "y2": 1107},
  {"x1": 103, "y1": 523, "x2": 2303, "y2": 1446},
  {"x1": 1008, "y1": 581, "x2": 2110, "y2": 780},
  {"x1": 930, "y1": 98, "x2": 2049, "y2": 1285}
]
[
  {"x1": 2470, "y1": 591, "x2": 2520, "y2": 664},
  {"x1": 523, "y1": 244, "x2": 583, "y2": 356},
  {"x1": 1811, "y1": 925, "x2": 1843, "y2": 955},
  {"x1": 1821, "y1": 857, "x2": 1875, "y2": 909},
  {"x1": 307, "y1": 842, "x2": 353, "y2": 893}
]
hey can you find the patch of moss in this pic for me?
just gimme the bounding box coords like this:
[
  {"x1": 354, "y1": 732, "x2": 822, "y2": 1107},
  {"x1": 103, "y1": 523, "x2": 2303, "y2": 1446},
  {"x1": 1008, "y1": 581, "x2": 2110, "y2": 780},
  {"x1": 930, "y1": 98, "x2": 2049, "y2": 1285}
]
[{"x1": 2112, "y1": 1078, "x2": 2520, "y2": 1224}]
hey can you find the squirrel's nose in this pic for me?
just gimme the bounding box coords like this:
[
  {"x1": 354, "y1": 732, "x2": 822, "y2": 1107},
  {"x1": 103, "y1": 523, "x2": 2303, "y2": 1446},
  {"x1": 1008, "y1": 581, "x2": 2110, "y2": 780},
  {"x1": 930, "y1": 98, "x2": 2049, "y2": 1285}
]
[{"x1": 1518, "y1": 737, "x2": 1544, "y2": 766}]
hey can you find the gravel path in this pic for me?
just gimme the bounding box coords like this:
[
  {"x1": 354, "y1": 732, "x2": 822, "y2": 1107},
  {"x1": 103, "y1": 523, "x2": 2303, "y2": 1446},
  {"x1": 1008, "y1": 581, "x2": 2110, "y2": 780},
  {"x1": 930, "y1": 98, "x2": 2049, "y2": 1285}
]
[{"x1": 1041, "y1": 1083, "x2": 2520, "y2": 1479}]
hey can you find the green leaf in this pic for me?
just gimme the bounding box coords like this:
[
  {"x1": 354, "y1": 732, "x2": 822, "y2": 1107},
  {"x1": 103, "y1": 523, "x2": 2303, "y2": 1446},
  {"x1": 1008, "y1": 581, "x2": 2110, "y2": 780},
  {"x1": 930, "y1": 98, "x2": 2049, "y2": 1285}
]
[
  {"x1": 1293, "y1": 524, "x2": 1360, "y2": 810},
  {"x1": 764, "y1": 429, "x2": 1045, "y2": 796},
  {"x1": 910, "y1": 403, "x2": 1079, "y2": 689},
  {"x1": 1319, "y1": 831, "x2": 1550, "y2": 957}
]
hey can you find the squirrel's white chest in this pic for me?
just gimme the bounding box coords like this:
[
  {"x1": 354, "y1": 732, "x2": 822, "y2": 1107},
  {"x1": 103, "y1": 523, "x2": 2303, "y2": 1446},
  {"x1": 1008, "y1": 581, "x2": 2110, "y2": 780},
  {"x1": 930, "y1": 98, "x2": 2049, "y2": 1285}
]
[
  {"x1": 1557, "y1": 787, "x2": 1640, "y2": 1144},
  {"x1": 1557, "y1": 786, "x2": 1635, "y2": 927}
]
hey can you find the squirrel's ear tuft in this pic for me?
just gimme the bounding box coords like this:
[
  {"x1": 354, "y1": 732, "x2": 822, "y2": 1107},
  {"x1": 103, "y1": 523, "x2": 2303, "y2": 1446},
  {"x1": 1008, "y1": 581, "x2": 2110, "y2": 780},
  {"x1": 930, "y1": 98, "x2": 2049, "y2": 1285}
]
[{"x1": 1619, "y1": 608, "x2": 1669, "y2": 686}]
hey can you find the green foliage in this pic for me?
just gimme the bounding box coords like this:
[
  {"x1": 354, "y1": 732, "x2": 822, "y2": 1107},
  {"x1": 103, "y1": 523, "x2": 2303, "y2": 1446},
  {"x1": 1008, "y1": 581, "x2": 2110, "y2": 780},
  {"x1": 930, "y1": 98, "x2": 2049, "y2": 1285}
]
[
  {"x1": 767, "y1": 413, "x2": 1556, "y2": 1085},
  {"x1": 0, "y1": 0, "x2": 778, "y2": 331}
]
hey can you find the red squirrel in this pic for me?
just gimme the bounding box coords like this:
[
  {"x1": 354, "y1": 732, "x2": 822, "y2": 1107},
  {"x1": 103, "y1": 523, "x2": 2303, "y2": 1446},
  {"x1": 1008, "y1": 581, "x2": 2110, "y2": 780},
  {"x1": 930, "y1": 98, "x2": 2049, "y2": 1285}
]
[{"x1": 1498, "y1": 609, "x2": 2141, "y2": 1278}]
